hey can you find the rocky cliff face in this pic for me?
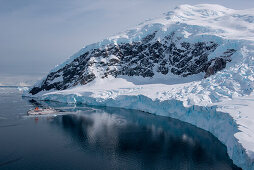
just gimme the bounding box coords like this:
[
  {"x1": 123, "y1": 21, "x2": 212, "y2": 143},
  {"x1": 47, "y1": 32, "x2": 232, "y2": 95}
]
[
  {"x1": 29, "y1": 4, "x2": 245, "y2": 95},
  {"x1": 29, "y1": 30, "x2": 236, "y2": 95}
]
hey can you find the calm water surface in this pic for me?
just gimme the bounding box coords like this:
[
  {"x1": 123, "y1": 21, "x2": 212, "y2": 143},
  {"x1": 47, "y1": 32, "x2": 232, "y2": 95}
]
[{"x1": 0, "y1": 87, "x2": 241, "y2": 170}]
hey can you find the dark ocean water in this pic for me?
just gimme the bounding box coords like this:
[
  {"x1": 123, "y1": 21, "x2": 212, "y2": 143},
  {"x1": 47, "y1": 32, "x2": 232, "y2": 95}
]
[{"x1": 0, "y1": 87, "x2": 241, "y2": 170}]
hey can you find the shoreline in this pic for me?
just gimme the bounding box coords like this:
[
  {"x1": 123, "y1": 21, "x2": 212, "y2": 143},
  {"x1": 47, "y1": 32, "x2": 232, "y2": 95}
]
[{"x1": 25, "y1": 92, "x2": 254, "y2": 170}]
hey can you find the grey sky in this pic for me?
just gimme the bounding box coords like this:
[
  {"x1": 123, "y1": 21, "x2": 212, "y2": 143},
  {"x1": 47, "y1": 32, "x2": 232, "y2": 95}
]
[{"x1": 0, "y1": 0, "x2": 254, "y2": 85}]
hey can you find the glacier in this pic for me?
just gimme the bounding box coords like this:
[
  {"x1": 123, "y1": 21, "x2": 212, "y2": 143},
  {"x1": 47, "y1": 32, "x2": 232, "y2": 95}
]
[{"x1": 24, "y1": 4, "x2": 254, "y2": 170}]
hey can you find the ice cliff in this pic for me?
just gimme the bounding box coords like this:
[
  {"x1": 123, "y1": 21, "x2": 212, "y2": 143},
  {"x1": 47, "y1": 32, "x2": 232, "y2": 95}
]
[{"x1": 25, "y1": 4, "x2": 254, "y2": 170}]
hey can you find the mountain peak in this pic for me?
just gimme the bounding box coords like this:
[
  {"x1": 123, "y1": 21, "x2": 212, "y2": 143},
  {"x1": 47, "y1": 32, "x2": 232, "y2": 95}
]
[
  {"x1": 170, "y1": 4, "x2": 232, "y2": 19},
  {"x1": 175, "y1": 4, "x2": 231, "y2": 11},
  {"x1": 28, "y1": 4, "x2": 254, "y2": 96}
]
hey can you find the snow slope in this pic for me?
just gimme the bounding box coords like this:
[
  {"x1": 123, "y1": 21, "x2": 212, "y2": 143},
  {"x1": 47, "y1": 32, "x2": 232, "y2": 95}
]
[{"x1": 25, "y1": 4, "x2": 254, "y2": 170}]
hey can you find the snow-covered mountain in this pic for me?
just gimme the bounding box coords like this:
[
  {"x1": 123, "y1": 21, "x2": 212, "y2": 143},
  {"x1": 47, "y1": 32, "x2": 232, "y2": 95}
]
[
  {"x1": 29, "y1": 4, "x2": 251, "y2": 95},
  {"x1": 27, "y1": 4, "x2": 254, "y2": 170}
]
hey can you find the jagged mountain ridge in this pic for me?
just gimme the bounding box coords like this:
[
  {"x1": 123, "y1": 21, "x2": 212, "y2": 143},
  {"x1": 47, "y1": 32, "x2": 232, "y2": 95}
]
[{"x1": 29, "y1": 4, "x2": 253, "y2": 95}]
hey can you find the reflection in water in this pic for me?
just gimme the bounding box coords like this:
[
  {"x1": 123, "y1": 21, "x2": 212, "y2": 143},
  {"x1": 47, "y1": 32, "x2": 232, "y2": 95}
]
[
  {"x1": 0, "y1": 88, "x2": 242, "y2": 170},
  {"x1": 47, "y1": 103, "x2": 240, "y2": 170}
]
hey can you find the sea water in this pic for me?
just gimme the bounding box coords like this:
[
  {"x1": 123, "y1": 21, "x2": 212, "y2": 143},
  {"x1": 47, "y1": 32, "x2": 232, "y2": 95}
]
[{"x1": 0, "y1": 87, "x2": 240, "y2": 170}]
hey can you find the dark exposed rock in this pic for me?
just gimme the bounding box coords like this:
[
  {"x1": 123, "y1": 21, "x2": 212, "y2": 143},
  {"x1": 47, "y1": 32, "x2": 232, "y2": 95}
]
[
  {"x1": 204, "y1": 49, "x2": 236, "y2": 78},
  {"x1": 29, "y1": 31, "x2": 236, "y2": 95}
]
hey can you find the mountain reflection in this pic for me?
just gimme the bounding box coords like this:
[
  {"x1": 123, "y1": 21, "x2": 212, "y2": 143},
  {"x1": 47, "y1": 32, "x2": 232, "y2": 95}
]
[{"x1": 47, "y1": 105, "x2": 240, "y2": 170}]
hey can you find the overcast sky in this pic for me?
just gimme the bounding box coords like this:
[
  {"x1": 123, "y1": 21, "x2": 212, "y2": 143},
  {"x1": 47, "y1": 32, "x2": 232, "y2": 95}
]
[{"x1": 0, "y1": 0, "x2": 254, "y2": 85}]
